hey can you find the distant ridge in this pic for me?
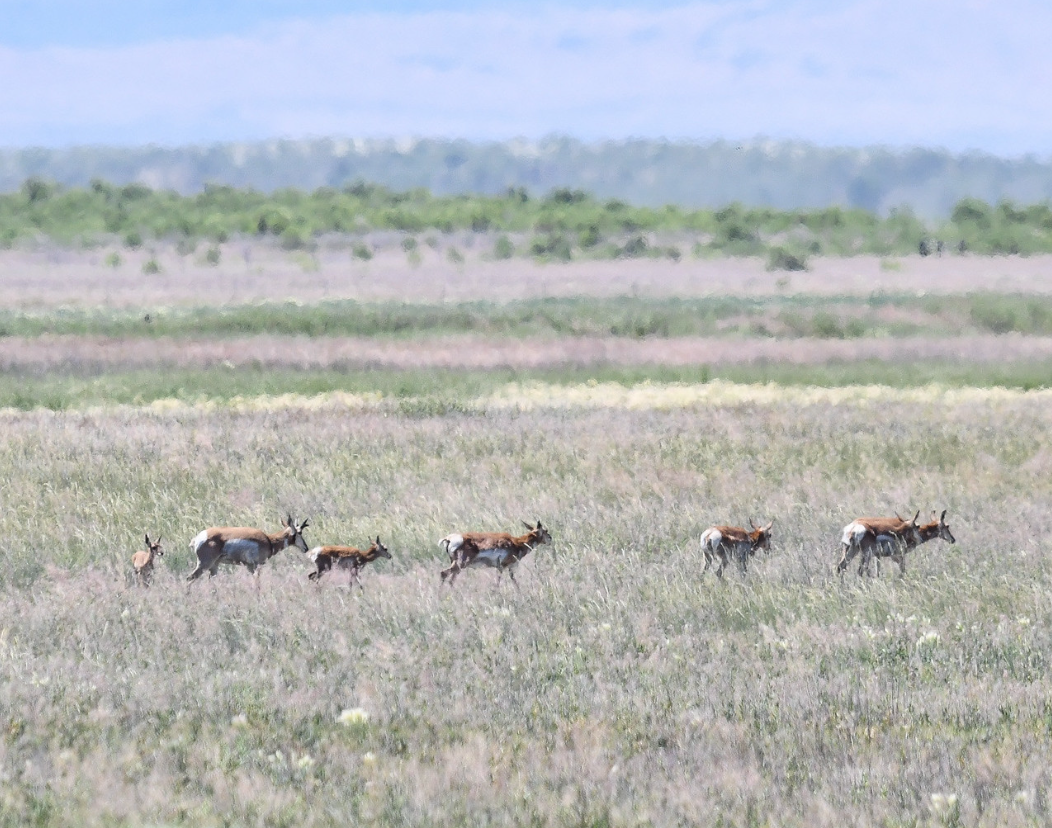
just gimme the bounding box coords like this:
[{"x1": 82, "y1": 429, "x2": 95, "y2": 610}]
[{"x1": 2, "y1": 137, "x2": 1051, "y2": 218}]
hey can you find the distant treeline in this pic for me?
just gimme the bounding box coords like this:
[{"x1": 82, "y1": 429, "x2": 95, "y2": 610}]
[
  {"x1": 3, "y1": 178, "x2": 1052, "y2": 262},
  {"x1": 3, "y1": 137, "x2": 1052, "y2": 219}
]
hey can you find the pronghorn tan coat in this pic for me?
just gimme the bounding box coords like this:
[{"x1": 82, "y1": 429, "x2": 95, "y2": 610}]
[
  {"x1": 187, "y1": 514, "x2": 309, "y2": 581},
  {"x1": 304, "y1": 537, "x2": 391, "y2": 587},
  {"x1": 700, "y1": 520, "x2": 774, "y2": 579},
  {"x1": 131, "y1": 534, "x2": 164, "y2": 586},
  {"x1": 840, "y1": 510, "x2": 955, "y2": 576},
  {"x1": 439, "y1": 520, "x2": 551, "y2": 586}
]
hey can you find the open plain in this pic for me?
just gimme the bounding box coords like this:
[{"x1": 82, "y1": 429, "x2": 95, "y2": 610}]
[{"x1": 2, "y1": 247, "x2": 1052, "y2": 826}]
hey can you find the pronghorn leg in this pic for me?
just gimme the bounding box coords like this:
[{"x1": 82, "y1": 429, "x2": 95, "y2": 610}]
[
  {"x1": 440, "y1": 563, "x2": 458, "y2": 585},
  {"x1": 353, "y1": 568, "x2": 365, "y2": 591},
  {"x1": 836, "y1": 544, "x2": 857, "y2": 575},
  {"x1": 895, "y1": 553, "x2": 906, "y2": 577},
  {"x1": 702, "y1": 547, "x2": 713, "y2": 575},
  {"x1": 715, "y1": 549, "x2": 727, "y2": 580},
  {"x1": 507, "y1": 567, "x2": 520, "y2": 589}
]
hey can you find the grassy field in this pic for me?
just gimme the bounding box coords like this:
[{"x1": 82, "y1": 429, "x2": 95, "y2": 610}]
[
  {"x1": 3, "y1": 246, "x2": 1052, "y2": 825},
  {"x1": 1, "y1": 385, "x2": 1052, "y2": 826}
]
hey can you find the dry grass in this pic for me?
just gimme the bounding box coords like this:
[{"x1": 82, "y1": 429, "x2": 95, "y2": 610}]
[
  {"x1": 4, "y1": 333, "x2": 1052, "y2": 372},
  {"x1": 6, "y1": 244, "x2": 1052, "y2": 308},
  {"x1": 1, "y1": 388, "x2": 1051, "y2": 825}
]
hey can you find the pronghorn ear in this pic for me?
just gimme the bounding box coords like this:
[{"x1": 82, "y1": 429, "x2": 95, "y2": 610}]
[
  {"x1": 523, "y1": 521, "x2": 533, "y2": 531},
  {"x1": 764, "y1": 520, "x2": 774, "y2": 532},
  {"x1": 911, "y1": 510, "x2": 920, "y2": 525},
  {"x1": 376, "y1": 535, "x2": 381, "y2": 545},
  {"x1": 144, "y1": 533, "x2": 151, "y2": 545}
]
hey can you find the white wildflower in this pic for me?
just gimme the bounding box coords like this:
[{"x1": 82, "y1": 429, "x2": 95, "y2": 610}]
[{"x1": 338, "y1": 707, "x2": 370, "y2": 726}]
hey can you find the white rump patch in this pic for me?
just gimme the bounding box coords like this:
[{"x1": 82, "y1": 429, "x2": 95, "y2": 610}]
[
  {"x1": 190, "y1": 530, "x2": 208, "y2": 553},
  {"x1": 841, "y1": 522, "x2": 867, "y2": 547},
  {"x1": 307, "y1": 546, "x2": 323, "y2": 562},
  {"x1": 700, "y1": 528, "x2": 722, "y2": 550},
  {"x1": 442, "y1": 534, "x2": 465, "y2": 556}
]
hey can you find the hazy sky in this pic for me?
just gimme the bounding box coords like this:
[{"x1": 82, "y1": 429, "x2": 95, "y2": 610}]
[{"x1": 2, "y1": 0, "x2": 1049, "y2": 155}]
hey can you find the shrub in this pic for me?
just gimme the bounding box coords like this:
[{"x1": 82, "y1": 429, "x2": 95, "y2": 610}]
[
  {"x1": 204, "y1": 246, "x2": 221, "y2": 266},
  {"x1": 618, "y1": 235, "x2": 649, "y2": 258},
  {"x1": 493, "y1": 236, "x2": 514, "y2": 260},
  {"x1": 767, "y1": 247, "x2": 809, "y2": 271},
  {"x1": 124, "y1": 231, "x2": 143, "y2": 249},
  {"x1": 142, "y1": 258, "x2": 161, "y2": 274},
  {"x1": 353, "y1": 243, "x2": 373, "y2": 261}
]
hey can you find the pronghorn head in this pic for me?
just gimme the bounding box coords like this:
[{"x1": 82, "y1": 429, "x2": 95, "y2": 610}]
[
  {"x1": 281, "y1": 515, "x2": 311, "y2": 552},
  {"x1": 370, "y1": 536, "x2": 392, "y2": 560},
  {"x1": 929, "y1": 510, "x2": 956, "y2": 544},
  {"x1": 145, "y1": 533, "x2": 164, "y2": 557},
  {"x1": 522, "y1": 520, "x2": 552, "y2": 547},
  {"x1": 748, "y1": 519, "x2": 775, "y2": 554}
]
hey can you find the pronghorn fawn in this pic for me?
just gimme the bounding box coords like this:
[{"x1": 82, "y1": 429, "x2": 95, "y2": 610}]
[
  {"x1": 187, "y1": 514, "x2": 309, "y2": 581},
  {"x1": 700, "y1": 519, "x2": 775, "y2": 579},
  {"x1": 131, "y1": 533, "x2": 164, "y2": 586},
  {"x1": 439, "y1": 520, "x2": 552, "y2": 586},
  {"x1": 304, "y1": 536, "x2": 391, "y2": 588}
]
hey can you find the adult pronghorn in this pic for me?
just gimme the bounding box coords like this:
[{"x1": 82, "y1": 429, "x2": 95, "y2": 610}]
[
  {"x1": 304, "y1": 536, "x2": 391, "y2": 587},
  {"x1": 131, "y1": 534, "x2": 164, "y2": 586},
  {"x1": 846, "y1": 510, "x2": 956, "y2": 577},
  {"x1": 439, "y1": 520, "x2": 551, "y2": 586},
  {"x1": 187, "y1": 514, "x2": 310, "y2": 581},
  {"x1": 837, "y1": 510, "x2": 923, "y2": 576},
  {"x1": 700, "y1": 519, "x2": 775, "y2": 579}
]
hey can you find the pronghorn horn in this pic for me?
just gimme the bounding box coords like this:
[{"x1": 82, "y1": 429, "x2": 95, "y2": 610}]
[
  {"x1": 911, "y1": 510, "x2": 920, "y2": 524},
  {"x1": 376, "y1": 535, "x2": 381, "y2": 545},
  {"x1": 940, "y1": 509, "x2": 947, "y2": 522},
  {"x1": 895, "y1": 512, "x2": 904, "y2": 521},
  {"x1": 523, "y1": 521, "x2": 533, "y2": 531}
]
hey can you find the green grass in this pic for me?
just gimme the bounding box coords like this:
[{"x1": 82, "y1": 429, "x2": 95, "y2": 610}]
[
  {"x1": 0, "y1": 390, "x2": 1050, "y2": 824},
  {"x1": 4, "y1": 360, "x2": 1052, "y2": 411},
  {"x1": 8, "y1": 293, "x2": 1052, "y2": 339}
]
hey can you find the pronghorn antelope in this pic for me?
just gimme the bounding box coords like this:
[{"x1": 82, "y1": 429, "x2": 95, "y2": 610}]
[
  {"x1": 837, "y1": 510, "x2": 923, "y2": 576},
  {"x1": 304, "y1": 536, "x2": 391, "y2": 587},
  {"x1": 187, "y1": 514, "x2": 309, "y2": 581},
  {"x1": 700, "y1": 520, "x2": 775, "y2": 579},
  {"x1": 861, "y1": 510, "x2": 956, "y2": 576},
  {"x1": 439, "y1": 520, "x2": 551, "y2": 586},
  {"x1": 131, "y1": 534, "x2": 164, "y2": 586}
]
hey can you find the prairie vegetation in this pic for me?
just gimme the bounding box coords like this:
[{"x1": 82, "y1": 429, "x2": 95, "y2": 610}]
[
  {"x1": 1, "y1": 390, "x2": 1051, "y2": 825},
  {"x1": 3, "y1": 185, "x2": 1052, "y2": 823},
  {"x1": 5, "y1": 179, "x2": 1052, "y2": 261}
]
